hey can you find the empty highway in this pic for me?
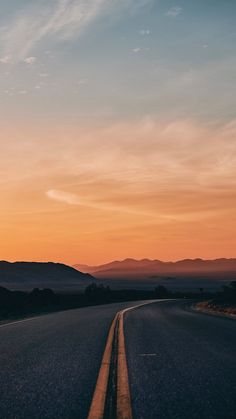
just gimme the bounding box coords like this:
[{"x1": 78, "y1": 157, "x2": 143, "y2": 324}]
[
  {"x1": 125, "y1": 301, "x2": 236, "y2": 419},
  {"x1": 0, "y1": 300, "x2": 235, "y2": 419}
]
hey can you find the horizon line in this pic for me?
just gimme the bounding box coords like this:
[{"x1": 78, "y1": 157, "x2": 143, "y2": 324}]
[{"x1": 1, "y1": 256, "x2": 236, "y2": 267}]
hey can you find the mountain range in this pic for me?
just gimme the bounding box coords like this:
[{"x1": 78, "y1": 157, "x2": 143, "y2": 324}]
[
  {"x1": 0, "y1": 261, "x2": 93, "y2": 289},
  {"x1": 74, "y1": 258, "x2": 236, "y2": 279}
]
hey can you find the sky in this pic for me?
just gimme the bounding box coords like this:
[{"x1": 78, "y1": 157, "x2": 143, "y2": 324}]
[{"x1": 0, "y1": 0, "x2": 236, "y2": 265}]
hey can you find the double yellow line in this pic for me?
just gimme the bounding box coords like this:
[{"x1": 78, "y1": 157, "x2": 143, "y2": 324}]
[{"x1": 88, "y1": 301, "x2": 156, "y2": 419}]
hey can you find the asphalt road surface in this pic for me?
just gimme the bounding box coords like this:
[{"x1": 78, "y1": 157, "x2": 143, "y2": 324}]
[
  {"x1": 125, "y1": 300, "x2": 236, "y2": 419},
  {"x1": 0, "y1": 301, "x2": 140, "y2": 419},
  {"x1": 0, "y1": 300, "x2": 235, "y2": 419}
]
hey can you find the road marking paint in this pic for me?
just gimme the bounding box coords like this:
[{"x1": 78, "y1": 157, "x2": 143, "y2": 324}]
[
  {"x1": 117, "y1": 311, "x2": 132, "y2": 419},
  {"x1": 87, "y1": 300, "x2": 158, "y2": 419},
  {"x1": 0, "y1": 315, "x2": 46, "y2": 329},
  {"x1": 87, "y1": 312, "x2": 119, "y2": 419}
]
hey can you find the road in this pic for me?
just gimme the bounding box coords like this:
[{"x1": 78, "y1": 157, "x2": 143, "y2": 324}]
[
  {"x1": 0, "y1": 301, "x2": 140, "y2": 419},
  {"x1": 125, "y1": 300, "x2": 236, "y2": 419},
  {"x1": 0, "y1": 300, "x2": 235, "y2": 419}
]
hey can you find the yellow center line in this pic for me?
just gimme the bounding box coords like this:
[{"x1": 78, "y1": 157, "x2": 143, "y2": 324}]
[{"x1": 87, "y1": 300, "x2": 158, "y2": 419}]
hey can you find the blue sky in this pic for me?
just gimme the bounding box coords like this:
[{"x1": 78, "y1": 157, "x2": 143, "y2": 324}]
[{"x1": 0, "y1": 0, "x2": 236, "y2": 124}]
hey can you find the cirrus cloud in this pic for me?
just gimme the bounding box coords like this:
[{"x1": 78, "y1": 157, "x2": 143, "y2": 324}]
[{"x1": 0, "y1": 0, "x2": 153, "y2": 62}]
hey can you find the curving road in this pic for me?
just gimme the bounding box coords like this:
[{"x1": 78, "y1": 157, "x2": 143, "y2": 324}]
[
  {"x1": 125, "y1": 300, "x2": 236, "y2": 419},
  {"x1": 0, "y1": 300, "x2": 235, "y2": 419},
  {"x1": 0, "y1": 301, "x2": 140, "y2": 419}
]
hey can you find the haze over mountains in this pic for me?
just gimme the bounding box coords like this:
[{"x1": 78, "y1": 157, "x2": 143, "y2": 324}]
[
  {"x1": 74, "y1": 258, "x2": 236, "y2": 280},
  {"x1": 0, "y1": 261, "x2": 93, "y2": 290},
  {"x1": 0, "y1": 259, "x2": 235, "y2": 293}
]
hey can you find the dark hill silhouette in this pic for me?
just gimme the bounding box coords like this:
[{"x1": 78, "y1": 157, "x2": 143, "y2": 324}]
[
  {"x1": 74, "y1": 258, "x2": 236, "y2": 279},
  {"x1": 0, "y1": 261, "x2": 93, "y2": 289}
]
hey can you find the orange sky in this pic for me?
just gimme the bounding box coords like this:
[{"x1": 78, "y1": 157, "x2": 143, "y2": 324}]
[
  {"x1": 1, "y1": 119, "x2": 236, "y2": 265},
  {"x1": 1, "y1": 1, "x2": 236, "y2": 265}
]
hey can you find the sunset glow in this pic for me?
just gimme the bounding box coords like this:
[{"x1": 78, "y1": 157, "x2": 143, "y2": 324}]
[{"x1": 1, "y1": 0, "x2": 236, "y2": 264}]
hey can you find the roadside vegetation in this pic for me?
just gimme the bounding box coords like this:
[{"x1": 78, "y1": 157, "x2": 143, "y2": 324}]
[
  {"x1": 0, "y1": 282, "x2": 235, "y2": 322},
  {"x1": 196, "y1": 281, "x2": 236, "y2": 317}
]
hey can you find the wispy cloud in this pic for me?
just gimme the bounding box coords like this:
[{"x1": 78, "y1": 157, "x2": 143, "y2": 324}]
[
  {"x1": 0, "y1": 0, "x2": 152, "y2": 62},
  {"x1": 0, "y1": 55, "x2": 12, "y2": 64},
  {"x1": 139, "y1": 29, "x2": 150, "y2": 35},
  {"x1": 132, "y1": 47, "x2": 150, "y2": 53},
  {"x1": 42, "y1": 117, "x2": 236, "y2": 223},
  {"x1": 46, "y1": 188, "x2": 161, "y2": 218},
  {"x1": 47, "y1": 189, "x2": 83, "y2": 205},
  {"x1": 0, "y1": 0, "x2": 106, "y2": 61},
  {"x1": 23, "y1": 56, "x2": 37, "y2": 65},
  {"x1": 46, "y1": 186, "x2": 223, "y2": 223},
  {"x1": 132, "y1": 47, "x2": 141, "y2": 53},
  {"x1": 166, "y1": 6, "x2": 182, "y2": 17},
  {"x1": 2, "y1": 118, "x2": 236, "y2": 264}
]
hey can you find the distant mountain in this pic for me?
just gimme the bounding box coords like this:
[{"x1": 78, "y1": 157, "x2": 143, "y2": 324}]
[
  {"x1": 74, "y1": 258, "x2": 236, "y2": 279},
  {"x1": 0, "y1": 261, "x2": 93, "y2": 289}
]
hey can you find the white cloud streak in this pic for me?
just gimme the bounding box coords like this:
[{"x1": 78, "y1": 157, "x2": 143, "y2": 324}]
[
  {"x1": 46, "y1": 189, "x2": 171, "y2": 220},
  {"x1": 0, "y1": 0, "x2": 152, "y2": 61},
  {"x1": 23, "y1": 56, "x2": 37, "y2": 65},
  {"x1": 0, "y1": 0, "x2": 106, "y2": 60},
  {"x1": 46, "y1": 189, "x2": 152, "y2": 215},
  {"x1": 166, "y1": 6, "x2": 182, "y2": 17},
  {"x1": 47, "y1": 189, "x2": 83, "y2": 205},
  {"x1": 132, "y1": 48, "x2": 141, "y2": 53},
  {"x1": 0, "y1": 55, "x2": 12, "y2": 64},
  {"x1": 139, "y1": 29, "x2": 150, "y2": 35}
]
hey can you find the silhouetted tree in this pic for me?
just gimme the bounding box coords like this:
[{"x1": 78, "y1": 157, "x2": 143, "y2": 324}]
[
  {"x1": 84, "y1": 283, "x2": 111, "y2": 303},
  {"x1": 155, "y1": 285, "x2": 170, "y2": 298}
]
